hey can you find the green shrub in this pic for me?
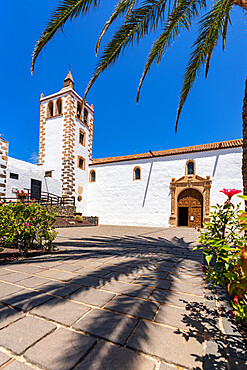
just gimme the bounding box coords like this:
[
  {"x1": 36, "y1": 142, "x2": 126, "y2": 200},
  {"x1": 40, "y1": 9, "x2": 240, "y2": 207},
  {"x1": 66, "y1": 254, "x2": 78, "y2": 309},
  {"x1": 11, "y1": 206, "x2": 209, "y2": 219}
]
[
  {"x1": 75, "y1": 215, "x2": 83, "y2": 223},
  {"x1": 0, "y1": 201, "x2": 57, "y2": 256},
  {"x1": 194, "y1": 189, "x2": 247, "y2": 322}
]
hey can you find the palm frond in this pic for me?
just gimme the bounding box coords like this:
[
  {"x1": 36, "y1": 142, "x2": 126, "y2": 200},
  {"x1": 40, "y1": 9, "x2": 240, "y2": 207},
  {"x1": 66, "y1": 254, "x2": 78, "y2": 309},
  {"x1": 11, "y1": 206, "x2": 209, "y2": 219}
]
[
  {"x1": 95, "y1": 0, "x2": 139, "y2": 56},
  {"x1": 136, "y1": 0, "x2": 206, "y2": 103},
  {"x1": 31, "y1": 0, "x2": 100, "y2": 74},
  {"x1": 83, "y1": 0, "x2": 173, "y2": 102},
  {"x1": 175, "y1": 0, "x2": 232, "y2": 132}
]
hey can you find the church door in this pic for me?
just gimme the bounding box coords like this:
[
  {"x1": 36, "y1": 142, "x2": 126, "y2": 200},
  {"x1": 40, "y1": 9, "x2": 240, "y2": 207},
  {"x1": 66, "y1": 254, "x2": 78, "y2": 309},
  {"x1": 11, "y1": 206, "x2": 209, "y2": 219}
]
[{"x1": 177, "y1": 189, "x2": 203, "y2": 227}]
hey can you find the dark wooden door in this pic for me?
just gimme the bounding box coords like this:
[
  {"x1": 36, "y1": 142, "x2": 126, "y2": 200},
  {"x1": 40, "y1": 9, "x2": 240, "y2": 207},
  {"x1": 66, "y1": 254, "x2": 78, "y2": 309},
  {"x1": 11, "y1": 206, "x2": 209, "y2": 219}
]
[
  {"x1": 31, "y1": 179, "x2": 42, "y2": 199},
  {"x1": 178, "y1": 189, "x2": 203, "y2": 227}
]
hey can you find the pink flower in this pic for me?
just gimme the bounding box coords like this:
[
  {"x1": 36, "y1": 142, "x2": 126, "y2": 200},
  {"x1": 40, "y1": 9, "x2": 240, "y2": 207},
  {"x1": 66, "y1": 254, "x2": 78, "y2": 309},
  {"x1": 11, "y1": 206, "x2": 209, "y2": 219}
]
[
  {"x1": 24, "y1": 222, "x2": 31, "y2": 227},
  {"x1": 200, "y1": 264, "x2": 207, "y2": 273},
  {"x1": 233, "y1": 295, "x2": 239, "y2": 305},
  {"x1": 229, "y1": 310, "x2": 237, "y2": 320},
  {"x1": 220, "y1": 189, "x2": 241, "y2": 199}
]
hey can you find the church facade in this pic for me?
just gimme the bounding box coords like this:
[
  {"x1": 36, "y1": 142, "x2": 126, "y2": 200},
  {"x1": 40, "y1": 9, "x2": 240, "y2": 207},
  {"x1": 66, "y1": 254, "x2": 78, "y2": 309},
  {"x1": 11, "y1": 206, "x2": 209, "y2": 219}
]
[{"x1": 0, "y1": 72, "x2": 243, "y2": 227}]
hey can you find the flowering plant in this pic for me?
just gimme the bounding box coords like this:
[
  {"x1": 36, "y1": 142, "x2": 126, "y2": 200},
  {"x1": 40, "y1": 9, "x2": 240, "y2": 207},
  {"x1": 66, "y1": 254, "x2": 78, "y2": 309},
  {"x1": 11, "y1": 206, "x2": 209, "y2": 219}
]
[
  {"x1": 17, "y1": 190, "x2": 28, "y2": 200},
  {"x1": 194, "y1": 188, "x2": 247, "y2": 322},
  {"x1": 0, "y1": 202, "x2": 57, "y2": 256}
]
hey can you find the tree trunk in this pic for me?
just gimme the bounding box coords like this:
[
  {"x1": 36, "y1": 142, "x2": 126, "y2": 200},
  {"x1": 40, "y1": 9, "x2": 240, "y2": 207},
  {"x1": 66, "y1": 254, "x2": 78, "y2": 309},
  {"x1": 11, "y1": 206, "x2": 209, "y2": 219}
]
[{"x1": 242, "y1": 78, "x2": 247, "y2": 199}]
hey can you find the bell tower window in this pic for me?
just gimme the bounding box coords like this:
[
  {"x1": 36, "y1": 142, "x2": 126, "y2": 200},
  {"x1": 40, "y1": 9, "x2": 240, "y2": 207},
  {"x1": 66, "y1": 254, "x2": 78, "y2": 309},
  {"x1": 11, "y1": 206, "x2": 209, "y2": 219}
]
[
  {"x1": 84, "y1": 109, "x2": 88, "y2": 125},
  {"x1": 77, "y1": 102, "x2": 82, "y2": 119},
  {"x1": 47, "y1": 101, "x2": 54, "y2": 118},
  {"x1": 79, "y1": 129, "x2": 85, "y2": 146},
  {"x1": 56, "y1": 98, "x2": 63, "y2": 115}
]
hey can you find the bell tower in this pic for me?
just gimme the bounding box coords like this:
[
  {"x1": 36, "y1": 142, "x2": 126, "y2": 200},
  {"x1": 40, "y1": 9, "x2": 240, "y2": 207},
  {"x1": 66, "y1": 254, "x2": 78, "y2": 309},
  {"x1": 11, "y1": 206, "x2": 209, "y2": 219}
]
[{"x1": 38, "y1": 71, "x2": 94, "y2": 211}]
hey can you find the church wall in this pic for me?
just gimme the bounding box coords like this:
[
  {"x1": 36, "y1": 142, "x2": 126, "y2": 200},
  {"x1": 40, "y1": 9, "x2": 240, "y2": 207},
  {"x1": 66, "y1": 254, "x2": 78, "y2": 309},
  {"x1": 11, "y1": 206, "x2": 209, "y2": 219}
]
[
  {"x1": 87, "y1": 147, "x2": 243, "y2": 227},
  {"x1": 6, "y1": 157, "x2": 62, "y2": 199}
]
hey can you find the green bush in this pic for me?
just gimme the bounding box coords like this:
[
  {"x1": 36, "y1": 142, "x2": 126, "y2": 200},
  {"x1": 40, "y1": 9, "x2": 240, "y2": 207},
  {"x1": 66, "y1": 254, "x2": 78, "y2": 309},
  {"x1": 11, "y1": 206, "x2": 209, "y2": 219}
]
[
  {"x1": 194, "y1": 189, "x2": 247, "y2": 322},
  {"x1": 0, "y1": 201, "x2": 57, "y2": 256},
  {"x1": 75, "y1": 215, "x2": 83, "y2": 222}
]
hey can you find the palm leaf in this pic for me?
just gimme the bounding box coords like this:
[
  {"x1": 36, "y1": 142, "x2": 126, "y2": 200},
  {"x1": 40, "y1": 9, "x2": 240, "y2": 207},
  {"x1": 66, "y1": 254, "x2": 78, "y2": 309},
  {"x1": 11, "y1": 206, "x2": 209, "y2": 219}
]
[
  {"x1": 31, "y1": 0, "x2": 100, "y2": 73},
  {"x1": 175, "y1": 0, "x2": 232, "y2": 132},
  {"x1": 83, "y1": 0, "x2": 172, "y2": 102},
  {"x1": 95, "y1": 0, "x2": 139, "y2": 56},
  {"x1": 136, "y1": 0, "x2": 206, "y2": 102}
]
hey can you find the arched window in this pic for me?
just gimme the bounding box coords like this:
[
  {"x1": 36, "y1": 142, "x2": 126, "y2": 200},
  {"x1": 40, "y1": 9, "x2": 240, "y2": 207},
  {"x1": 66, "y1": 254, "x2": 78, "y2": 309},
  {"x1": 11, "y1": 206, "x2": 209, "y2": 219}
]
[
  {"x1": 56, "y1": 98, "x2": 63, "y2": 115},
  {"x1": 77, "y1": 102, "x2": 82, "y2": 119},
  {"x1": 133, "y1": 167, "x2": 141, "y2": 181},
  {"x1": 187, "y1": 161, "x2": 194, "y2": 175},
  {"x1": 84, "y1": 109, "x2": 88, "y2": 125},
  {"x1": 47, "y1": 101, "x2": 54, "y2": 118},
  {"x1": 89, "y1": 170, "x2": 96, "y2": 182}
]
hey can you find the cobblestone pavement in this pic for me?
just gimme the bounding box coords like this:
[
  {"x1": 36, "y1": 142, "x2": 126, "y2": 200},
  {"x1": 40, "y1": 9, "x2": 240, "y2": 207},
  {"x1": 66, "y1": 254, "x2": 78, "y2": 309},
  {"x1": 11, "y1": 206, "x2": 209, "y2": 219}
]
[{"x1": 0, "y1": 225, "x2": 246, "y2": 369}]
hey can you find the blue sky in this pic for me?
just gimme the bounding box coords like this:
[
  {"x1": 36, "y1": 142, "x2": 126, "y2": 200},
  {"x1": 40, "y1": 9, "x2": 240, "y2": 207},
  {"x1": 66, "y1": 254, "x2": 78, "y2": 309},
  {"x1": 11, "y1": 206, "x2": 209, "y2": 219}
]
[{"x1": 0, "y1": 1, "x2": 246, "y2": 162}]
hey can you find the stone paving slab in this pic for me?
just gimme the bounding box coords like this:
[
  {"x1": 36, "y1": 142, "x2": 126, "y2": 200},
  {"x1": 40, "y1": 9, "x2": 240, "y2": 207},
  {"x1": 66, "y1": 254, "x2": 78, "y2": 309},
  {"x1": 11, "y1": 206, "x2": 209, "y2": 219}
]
[
  {"x1": 154, "y1": 304, "x2": 203, "y2": 332},
  {"x1": 1, "y1": 288, "x2": 54, "y2": 311},
  {"x1": 0, "y1": 316, "x2": 56, "y2": 355},
  {"x1": 127, "y1": 320, "x2": 203, "y2": 369},
  {"x1": 30, "y1": 297, "x2": 90, "y2": 326},
  {"x1": 0, "y1": 226, "x2": 245, "y2": 369},
  {"x1": 105, "y1": 294, "x2": 159, "y2": 320},
  {"x1": 73, "y1": 308, "x2": 138, "y2": 344},
  {"x1": 0, "y1": 304, "x2": 25, "y2": 330},
  {"x1": 76, "y1": 341, "x2": 156, "y2": 370},
  {"x1": 0, "y1": 282, "x2": 25, "y2": 300},
  {"x1": 4, "y1": 360, "x2": 31, "y2": 369},
  {"x1": 25, "y1": 328, "x2": 96, "y2": 370},
  {"x1": 149, "y1": 288, "x2": 203, "y2": 308},
  {"x1": 68, "y1": 287, "x2": 115, "y2": 307},
  {"x1": 0, "y1": 351, "x2": 11, "y2": 366}
]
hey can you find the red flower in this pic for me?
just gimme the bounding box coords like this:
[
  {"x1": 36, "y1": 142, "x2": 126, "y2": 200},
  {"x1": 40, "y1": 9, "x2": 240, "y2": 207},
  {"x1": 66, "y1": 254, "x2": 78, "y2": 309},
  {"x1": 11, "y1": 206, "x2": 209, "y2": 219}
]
[
  {"x1": 233, "y1": 295, "x2": 239, "y2": 305},
  {"x1": 220, "y1": 189, "x2": 241, "y2": 199},
  {"x1": 200, "y1": 264, "x2": 207, "y2": 273},
  {"x1": 229, "y1": 310, "x2": 237, "y2": 320}
]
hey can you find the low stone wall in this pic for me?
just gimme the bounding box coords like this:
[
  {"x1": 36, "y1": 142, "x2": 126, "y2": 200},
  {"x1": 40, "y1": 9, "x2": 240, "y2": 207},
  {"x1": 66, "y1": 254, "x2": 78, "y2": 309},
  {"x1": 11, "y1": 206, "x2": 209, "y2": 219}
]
[
  {"x1": 52, "y1": 205, "x2": 76, "y2": 217},
  {"x1": 82, "y1": 216, "x2": 99, "y2": 226}
]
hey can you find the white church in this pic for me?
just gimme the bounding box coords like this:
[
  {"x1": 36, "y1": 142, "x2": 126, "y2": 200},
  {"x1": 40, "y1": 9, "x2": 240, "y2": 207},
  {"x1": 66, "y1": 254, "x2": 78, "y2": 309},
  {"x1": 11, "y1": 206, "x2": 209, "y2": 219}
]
[{"x1": 0, "y1": 71, "x2": 243, "y2": 228}]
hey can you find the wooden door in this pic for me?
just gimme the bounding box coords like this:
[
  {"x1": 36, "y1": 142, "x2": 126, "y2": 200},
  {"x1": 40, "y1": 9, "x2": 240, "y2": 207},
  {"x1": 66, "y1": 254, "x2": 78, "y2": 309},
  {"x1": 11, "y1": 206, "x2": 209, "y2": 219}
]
[
  {"x1": 31, "y1": 179, "x2": 42, "y2": 200},
  {"x1": 178, "y1": 189, "x2": 203, "y2": 227}
]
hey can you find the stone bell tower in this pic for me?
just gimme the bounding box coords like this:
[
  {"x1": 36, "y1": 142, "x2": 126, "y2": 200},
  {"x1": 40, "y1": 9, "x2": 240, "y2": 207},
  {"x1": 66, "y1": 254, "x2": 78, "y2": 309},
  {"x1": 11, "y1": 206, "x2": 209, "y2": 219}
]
[{"x1": 38, "y1": 70, "x2": 94, "y2": 211}]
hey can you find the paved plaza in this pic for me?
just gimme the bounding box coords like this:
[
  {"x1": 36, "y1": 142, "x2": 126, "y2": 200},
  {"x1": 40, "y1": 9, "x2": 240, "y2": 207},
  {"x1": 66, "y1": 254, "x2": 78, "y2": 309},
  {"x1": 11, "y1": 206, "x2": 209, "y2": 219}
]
[{"x1": 0, "y1": 225, "x2": 246, "y2": 369}]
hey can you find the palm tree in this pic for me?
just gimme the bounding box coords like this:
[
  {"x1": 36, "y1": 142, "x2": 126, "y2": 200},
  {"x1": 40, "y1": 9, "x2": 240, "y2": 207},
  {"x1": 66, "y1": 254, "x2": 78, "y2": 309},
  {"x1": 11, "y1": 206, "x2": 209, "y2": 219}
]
[{"x1": 31, "y1": 0, "x2": 247, "y2": 194}]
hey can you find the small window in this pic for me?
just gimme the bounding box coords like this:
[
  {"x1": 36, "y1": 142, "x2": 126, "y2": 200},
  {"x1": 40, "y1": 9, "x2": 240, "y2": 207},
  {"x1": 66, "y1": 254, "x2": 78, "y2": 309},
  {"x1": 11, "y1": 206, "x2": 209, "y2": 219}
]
[
  {"x1": 79, "y1": 130, "x2": 85, "y2": 146},
  {"x1": 47, "y1": 101, "x2": 54, "y2": 118},
  {"x1": 77, "y1": 102, "x2": 82, "y2": 119},
  {"x1": 133, "y1": 167, "x2": 141, "y2": 181},
  {"x1": 45, "y1": 171, "x2": 52, "y2": 178},
  {"x1": 89, "y1": 170, "x2": 96, "y2": 182},
  {"x1": 78, "y1": 156, "x2": 85, "y2": 170},
  {"x1": 187, "y1": 161, "x2": 194, "y2": 175},
  {"x1": 10, "y1": 173, "x2": 19, "y2": 180},
  {"x1": 56, "y1": 98, "x2": 63, "y2": 115},
  {"x1": 84, "y1": 109, "x2": 88, "y2": 125}
]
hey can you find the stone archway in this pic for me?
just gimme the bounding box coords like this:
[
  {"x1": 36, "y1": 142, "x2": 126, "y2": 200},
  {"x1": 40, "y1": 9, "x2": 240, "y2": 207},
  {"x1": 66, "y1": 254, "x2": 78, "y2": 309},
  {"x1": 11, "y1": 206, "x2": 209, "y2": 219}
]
[
  {"x1": 178, "y1": 188, "x2": 203, "y2": 227},
  {"x1": 169, "y1": 174, "x2": 211, "y2": 227}
]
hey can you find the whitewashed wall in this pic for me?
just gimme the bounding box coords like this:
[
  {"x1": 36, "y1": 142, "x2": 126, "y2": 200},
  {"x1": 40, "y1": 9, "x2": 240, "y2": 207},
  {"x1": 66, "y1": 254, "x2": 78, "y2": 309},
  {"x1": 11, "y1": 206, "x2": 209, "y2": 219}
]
[
  {"x1": 6, "y1": 157, "x2": 62, "y2": 199},
  {"x1": 87, "y1": 147, "x2": 243, "y2": 227},
  {"x1": 73, "y1": 108, "x2": 92, "y2": 214}
]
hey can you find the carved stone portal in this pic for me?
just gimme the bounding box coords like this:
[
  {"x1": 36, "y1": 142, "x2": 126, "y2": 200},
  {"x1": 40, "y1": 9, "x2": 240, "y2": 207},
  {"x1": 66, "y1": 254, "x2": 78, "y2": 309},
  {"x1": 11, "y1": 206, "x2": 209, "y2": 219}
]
[{"x1": 169, "y1": 174, "x2": 212, "y2": 227}]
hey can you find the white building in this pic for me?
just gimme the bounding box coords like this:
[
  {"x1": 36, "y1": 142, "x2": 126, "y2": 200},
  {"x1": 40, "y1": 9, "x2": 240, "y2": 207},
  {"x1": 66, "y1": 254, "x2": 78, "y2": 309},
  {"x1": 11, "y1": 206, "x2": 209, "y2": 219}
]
[{"x1": 0, "y1": 71, "x2": 243, "y2": 227}]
